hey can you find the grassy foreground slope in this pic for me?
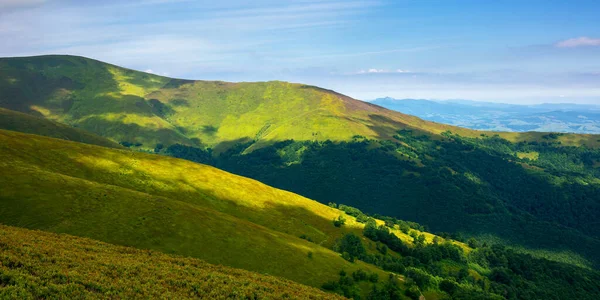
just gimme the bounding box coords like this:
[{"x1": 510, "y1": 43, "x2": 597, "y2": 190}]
[
  {"x1": 1, "y1": 55, "x2": 598, "y2": 150},
  {"x1": 0, "y1": 107, "x2": 122, "y2": 148},
  {"x1": 0, "y1": 224, "x2": 343, "y2": 299},
  {"x1": 0, "y1": 129, "x2": 394, "y2": 292}
]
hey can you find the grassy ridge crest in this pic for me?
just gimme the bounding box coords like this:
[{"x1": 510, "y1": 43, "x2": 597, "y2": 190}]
[{"x1": 1, "y1": 55, "x2": 597, "y2": 151}]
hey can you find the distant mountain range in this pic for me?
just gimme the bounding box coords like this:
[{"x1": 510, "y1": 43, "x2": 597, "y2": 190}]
[{"x1": 369, "y1": 97, "x2": 600, "y2": 134}]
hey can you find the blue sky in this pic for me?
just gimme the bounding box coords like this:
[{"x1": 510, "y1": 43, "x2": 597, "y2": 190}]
[{"x1": 1, "y1": 0, "x2": 599, "y2": 103}]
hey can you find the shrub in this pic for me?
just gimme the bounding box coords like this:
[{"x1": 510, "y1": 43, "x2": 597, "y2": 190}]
[
  {"x1": 352, "y1": 269, "x2": 368, "y2": 281},
  {"x1": 333, "y1": 216, "x2": 346, "y2": 227},
  {"x1": 336, "y1": 233, "x2": 366, "y2": 261},
  {"x1": 439, "y1": 279, "x2": 458, "y2": 295},
  {"x1": 405, "y1": 284, "x2": 421, "y2": 300}
]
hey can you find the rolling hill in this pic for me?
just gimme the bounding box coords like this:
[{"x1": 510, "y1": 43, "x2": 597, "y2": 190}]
[
  {"x1": 0, "y1": 129, "x2": 395, "y2": 295},
  {"x1": 0, "y1": 224, "x2": 344, "y2": 299},
  {"x1": 1, "y1": 55, "x2": 598, "y2": 151},
  {"x1": 0, "y1": 107, "x2": 122, "y2": 148},
  {"x1": 1, "y1": 54, "x2": 599, "y2": 283},
  {"x1": 2, "y1": 129, "x2": 599, "y2": 299}
]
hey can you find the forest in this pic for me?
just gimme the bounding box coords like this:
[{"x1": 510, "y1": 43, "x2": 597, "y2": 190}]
[{"x1": 162, "y1": 130, "x2": 600, "y2": 269}]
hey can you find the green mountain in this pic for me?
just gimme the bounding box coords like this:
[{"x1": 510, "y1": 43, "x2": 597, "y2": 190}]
[
  {"x1": 2, "y1": 129, "x2": 599, "y2": 300},
  {"x1": 0, "y1": 107, "x2": 122, "y2": 148},
  {"x1": 0, "y1": 224, "x2": 343, "y2": 299},
  {"x1": 1, "y1": 55, "x2": 600, "y2": 297},
  {"x1": 1, "y1": 55, "x2": 598, "y2": 151}
]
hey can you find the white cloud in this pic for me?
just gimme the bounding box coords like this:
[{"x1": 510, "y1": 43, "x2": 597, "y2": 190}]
[
  {"x1": 555, "y1": 37, "x2": 600, "y2": 48},
  {"x1": 352, "y1": 68, "x2": 411, "y2": 74}
]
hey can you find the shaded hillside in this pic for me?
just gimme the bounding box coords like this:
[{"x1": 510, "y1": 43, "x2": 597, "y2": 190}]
[
  {"x1": 167, "y1": 133, "x2": 600, "y2": 269},
  {"x1": 1, "y1": 55, "x2": 598, "y2": 151},
  {"x1": 0, "y1": 107, "x2": 122, "y2": 148},
  {"x1": 0, "y1": 224, "x2": 344, "y2": 299}
]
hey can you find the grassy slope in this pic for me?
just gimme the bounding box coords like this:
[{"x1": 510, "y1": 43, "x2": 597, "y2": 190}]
[
  {"x1": 1, "y1": 55, "x2": 597, "y2": 151},
  {"x1": 0, "y1": 107, "x2": 122, "y2": 149},
  {"x1": 0, "y1": 129, "x2": 406, "y2": 292},
  {"x1": 0, "y1": 224, "x2": 344, "y2": 299}
]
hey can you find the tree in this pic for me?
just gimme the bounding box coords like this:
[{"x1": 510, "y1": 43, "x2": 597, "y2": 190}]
[
  {"x1": 337, "y1": 233, "x2": 366, "y2": 261},
  {"x1": 468, "y1": 237, "x2": 480, "y2": 249},
  {"x1": 352, "y1": 269, "x2": 368, "y2": 281},
  {"x1": 439, "y1": 279, "x2": 458, "y2": 295},
  {"x1": 415, "y1": 234, "x2": 426, "y2": 246},
  {"x1": 333, "y1": 215, "x2": 346, "y2": 227}
]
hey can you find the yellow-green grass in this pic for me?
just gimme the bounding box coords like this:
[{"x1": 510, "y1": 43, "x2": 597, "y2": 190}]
[
  {"x1": 1, "y1": 55, "x2": 598, "y2": 151},
  {"x1": 0, "y1": 224, "x2": 344, "y2": 299},
  {"x1": 0, "y1": 129, "x2": 392, "y2": 291},
  {"x1": 516, "y1": 151, "x2": 539, "y2": 161},
  {"x1": 386, "y1": 225, "x2": 471, "y2": 253},
  {"x1": 0, "y1": 108, "x2": 122, "y2": 149}
]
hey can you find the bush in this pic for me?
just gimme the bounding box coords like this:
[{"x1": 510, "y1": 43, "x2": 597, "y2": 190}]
[
  {"x1": 341, "y1": 252, "x2": 354, "y2": 262},
  {"x1": 405, "y1": 284, "x2": 421, "y2": 300},
  {"x1": 406, "y1": 267, "x2": 433, "y2": 289},
  {"x1": 468, "y1": 237, "x2": 480, "y2": 249},
  {"x1": 352, "y1": 269, "x2": 368, "y2": 281},
  {"x1": 333, "y1": 215, "x2": 346, "y2": 227},
  {"x1": 439, "y1": 279, "x2": 458, "y2": 295},
  {"x1": 336, "y1": 233, "x2": 366, "y2": 261}
]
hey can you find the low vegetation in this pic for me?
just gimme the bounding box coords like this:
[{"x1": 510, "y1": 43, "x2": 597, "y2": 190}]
[{"x1": 0, "y1": 224, "x2": 343, "y2": 299}]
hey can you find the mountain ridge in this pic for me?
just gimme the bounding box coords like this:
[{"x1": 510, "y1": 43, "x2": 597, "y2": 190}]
[{"x1": 1, "y1": 55, "x2": 598, "y2": 151}]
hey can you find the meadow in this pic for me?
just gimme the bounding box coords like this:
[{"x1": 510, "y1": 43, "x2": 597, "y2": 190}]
[{"x1": 0, "y1": 224, "x2": 343, "y2": 299}]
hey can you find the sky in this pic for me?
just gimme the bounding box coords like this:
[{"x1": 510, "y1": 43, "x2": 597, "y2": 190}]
[{"x1": 1, "y1": 0, "x2": 600, "y2": 104}]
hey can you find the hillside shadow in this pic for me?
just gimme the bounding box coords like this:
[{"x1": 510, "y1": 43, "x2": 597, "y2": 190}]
[
  {"x1": 75, "y1": 117, "x2": 196, "y2": 147},
  {"x1": 211, "y1": 137, "x2": 254, "y2": 154},
  {"x1": 189, "y1": 138, "x2": 600, "y2": 269},
  {"x1": 366, "y1": 114, "x2": 433, "y2": 141}
]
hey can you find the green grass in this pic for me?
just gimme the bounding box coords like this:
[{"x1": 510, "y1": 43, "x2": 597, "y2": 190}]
[
  {"x1": 0, "y1": 129, "x2": 399, "y2": 295},
  {"x1": 1, "y1": 55, "x2": 597, "y2": 151},
  {"x1": 0, "y1": 224, "x2": 344, "y2": 299},
  {"x1": 0, "y1": 108, "x2": 122, "y2": 149}
]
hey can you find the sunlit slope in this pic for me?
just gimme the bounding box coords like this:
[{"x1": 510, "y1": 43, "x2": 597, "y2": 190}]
[
  {"x1": 1, "y1": 55, "x2": 596, "y2": 150},
  {"x1": 0, "y1": 55, "x2": 194, "y2": 148},
  {"x1": 0, "y1": 107, "x2": 122, "y2": 148},
  {"x1": 0, "y1": 224, "x2": 343, "y2": 299},
  {"x1": 0, "y1": 129, "x2": 390, "y2": 289}
]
